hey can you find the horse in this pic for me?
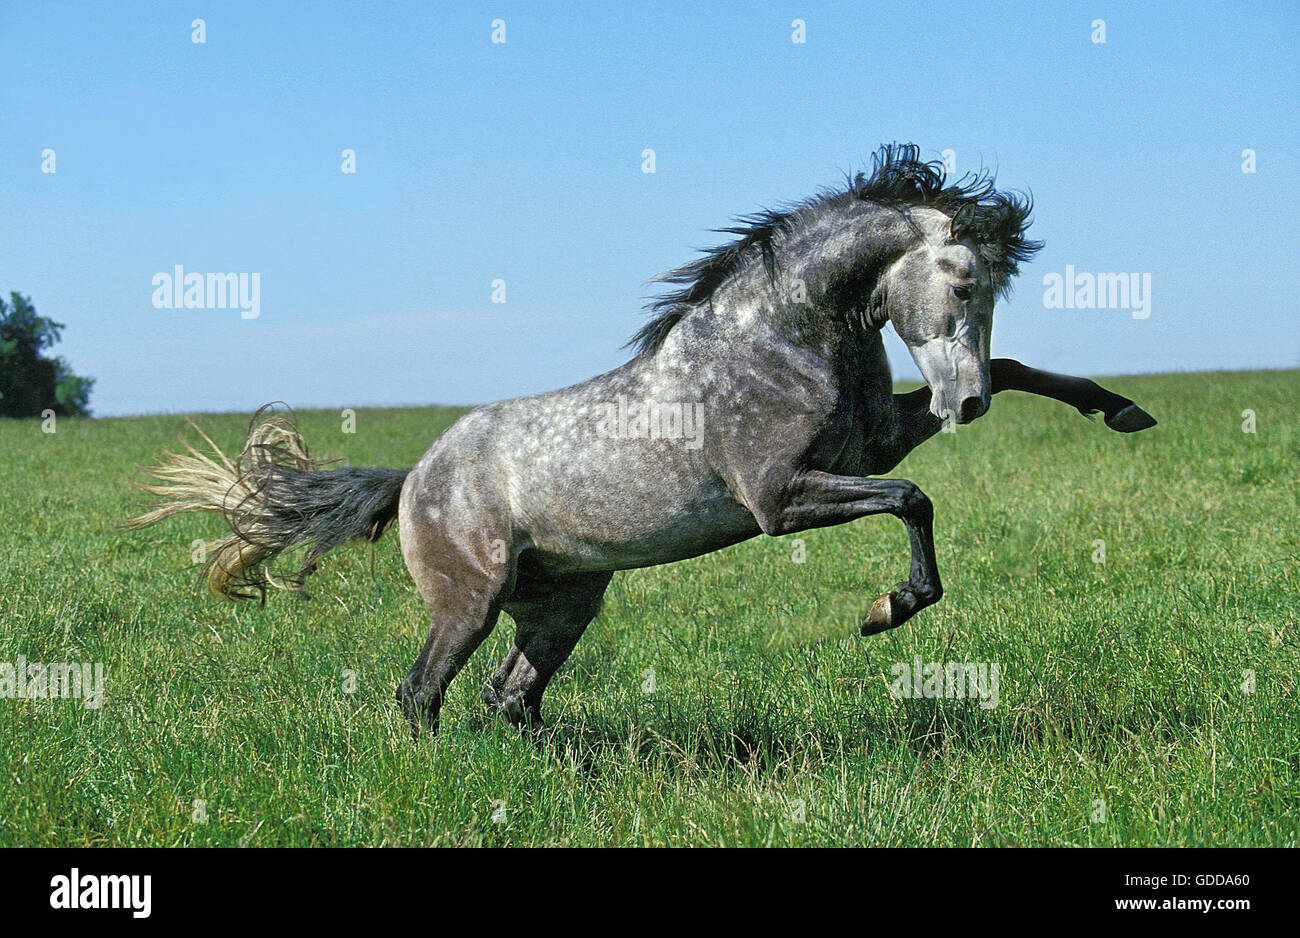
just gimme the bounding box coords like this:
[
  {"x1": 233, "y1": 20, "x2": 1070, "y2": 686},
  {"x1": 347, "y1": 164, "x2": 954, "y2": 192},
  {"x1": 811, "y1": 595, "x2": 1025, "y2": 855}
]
[{"x1": 126, "y1": 144, "x2": 1156, "y2": 737}]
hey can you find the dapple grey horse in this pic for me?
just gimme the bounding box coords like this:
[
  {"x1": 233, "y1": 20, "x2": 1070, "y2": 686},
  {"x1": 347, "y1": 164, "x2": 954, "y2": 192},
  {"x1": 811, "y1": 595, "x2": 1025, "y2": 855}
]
[{"x1": 128, "y1": 144, "x2": 1155, "y2": 736}]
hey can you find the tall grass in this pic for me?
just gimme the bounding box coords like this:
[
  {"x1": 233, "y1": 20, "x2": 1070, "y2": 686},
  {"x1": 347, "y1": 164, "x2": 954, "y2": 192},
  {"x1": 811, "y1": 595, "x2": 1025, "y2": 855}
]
[{"x1": 0, "y1": 371, "x2": 1295, "y2": 846}]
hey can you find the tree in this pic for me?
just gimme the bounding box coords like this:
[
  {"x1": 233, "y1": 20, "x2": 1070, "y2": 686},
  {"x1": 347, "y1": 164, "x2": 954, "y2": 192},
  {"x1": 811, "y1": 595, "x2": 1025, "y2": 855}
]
[{"x1": 0, "y1": 292, "x2": 95, "y2": 417}]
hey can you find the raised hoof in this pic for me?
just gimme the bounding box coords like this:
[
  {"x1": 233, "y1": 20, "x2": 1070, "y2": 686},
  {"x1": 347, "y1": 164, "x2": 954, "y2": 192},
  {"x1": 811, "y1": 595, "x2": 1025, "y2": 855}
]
[
  {"x1": 861, "y1": 592, "x2": 899, "y2": 636},
  {"x1": 1105, "y1": 403, "x2": 1157, "y2": 433}
]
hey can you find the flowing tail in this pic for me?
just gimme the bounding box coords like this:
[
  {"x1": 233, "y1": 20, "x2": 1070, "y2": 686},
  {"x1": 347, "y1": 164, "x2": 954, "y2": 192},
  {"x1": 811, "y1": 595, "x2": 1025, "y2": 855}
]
[{"x1": 123, "y1": 405, "x2": 408, "y2": 601}]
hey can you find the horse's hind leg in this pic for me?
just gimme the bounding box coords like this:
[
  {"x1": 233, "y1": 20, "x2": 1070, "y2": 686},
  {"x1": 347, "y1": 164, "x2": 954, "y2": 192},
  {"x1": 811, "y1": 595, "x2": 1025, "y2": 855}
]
[
  {"x1": 487, "y1": 569, "x2": 613, "y2": 728},
  {"x1": 395, "y1": 506, "x2": 516, "y2": 739},
  {"x1": 398, "y1": 591, "x2": 505, "y2": 738}
]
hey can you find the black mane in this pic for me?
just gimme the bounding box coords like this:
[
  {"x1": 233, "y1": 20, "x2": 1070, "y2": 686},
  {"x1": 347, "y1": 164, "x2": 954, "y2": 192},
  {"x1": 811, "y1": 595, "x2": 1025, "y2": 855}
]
[{"x1": 628, "y1": 142, "x2": 1044, "y2": 355}]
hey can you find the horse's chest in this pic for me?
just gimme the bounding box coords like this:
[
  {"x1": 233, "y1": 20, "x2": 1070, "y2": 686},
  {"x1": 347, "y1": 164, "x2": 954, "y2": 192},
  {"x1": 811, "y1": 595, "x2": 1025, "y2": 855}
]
[{"x1": 804, "y1": 355, "x2": 890, "y2": 463}]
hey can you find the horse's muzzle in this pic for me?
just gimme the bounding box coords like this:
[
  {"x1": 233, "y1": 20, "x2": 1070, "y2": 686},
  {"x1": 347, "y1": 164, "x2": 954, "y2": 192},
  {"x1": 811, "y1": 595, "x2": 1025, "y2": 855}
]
[{"x1": 957, "y1": 394, "x2": 987, "y2": 424}]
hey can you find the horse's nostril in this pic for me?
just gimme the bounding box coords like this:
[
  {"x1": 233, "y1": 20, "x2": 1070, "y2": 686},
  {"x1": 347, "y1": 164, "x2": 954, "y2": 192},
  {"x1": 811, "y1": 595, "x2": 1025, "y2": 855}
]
[{"x1": 959, "y1": 396, "x2": 985, "y2": 423}]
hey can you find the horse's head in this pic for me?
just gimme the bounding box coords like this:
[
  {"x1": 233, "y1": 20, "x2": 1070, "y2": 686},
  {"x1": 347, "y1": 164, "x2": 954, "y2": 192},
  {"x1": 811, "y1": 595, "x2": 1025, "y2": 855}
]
[
  {"x1": 631, "y1": 144, "x2": 1041, "y2": 412},
  {"x1": 881, "y1": 208, "x2": 994, "y2": 425}
]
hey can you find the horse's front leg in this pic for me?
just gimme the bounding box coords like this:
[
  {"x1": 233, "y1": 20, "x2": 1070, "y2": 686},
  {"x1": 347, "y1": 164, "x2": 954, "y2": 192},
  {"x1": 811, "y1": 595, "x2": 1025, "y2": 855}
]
[
  {"x1": 886, "y1": 359, "x2": 1157, "y2": 455},
  {"x1": 991, "y1": 358, "x2": 1157, "y2": 432},
  {"x1": 752, "y1": 470, "x2": 943, "y2": 635}
]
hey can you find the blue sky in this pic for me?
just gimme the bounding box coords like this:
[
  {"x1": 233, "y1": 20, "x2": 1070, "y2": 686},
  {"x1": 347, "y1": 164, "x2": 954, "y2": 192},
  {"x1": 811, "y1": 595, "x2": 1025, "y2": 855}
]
[{"x1": 2, "y1": 0, "x2": 1297, "y2": 416}]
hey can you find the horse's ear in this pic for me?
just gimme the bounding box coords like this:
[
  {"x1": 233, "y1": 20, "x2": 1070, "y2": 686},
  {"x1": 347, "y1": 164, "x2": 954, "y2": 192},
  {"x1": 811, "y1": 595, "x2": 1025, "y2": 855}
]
[{"x1": 949, "y1": 201, "x2": 976, "y2": 241}]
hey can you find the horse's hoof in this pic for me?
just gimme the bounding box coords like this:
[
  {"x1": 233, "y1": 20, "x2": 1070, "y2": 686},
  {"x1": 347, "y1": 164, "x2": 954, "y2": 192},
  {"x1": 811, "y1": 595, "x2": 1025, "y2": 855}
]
[
  {"x1": 861, "y1": 592, "x2": 897, "y2": 636},
  {"x1": 1105, "y1": 403, "x2": 1157, "y2": 433},
  {"x1": 503, "y1": 694, "x2": 527, "y2": 726}
]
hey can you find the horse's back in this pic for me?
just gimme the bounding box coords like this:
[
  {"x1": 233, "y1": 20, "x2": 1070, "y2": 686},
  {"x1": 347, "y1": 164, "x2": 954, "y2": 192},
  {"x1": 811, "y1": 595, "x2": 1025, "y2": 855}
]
[{"x1": 401, "y1": 375, "x2": 760, "y2": 572}]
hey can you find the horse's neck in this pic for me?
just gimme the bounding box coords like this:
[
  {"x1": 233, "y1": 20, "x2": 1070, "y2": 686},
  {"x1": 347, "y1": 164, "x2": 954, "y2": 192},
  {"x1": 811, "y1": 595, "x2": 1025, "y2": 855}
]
[{"x1": 651, "y1": 294, "x2": 893, "y2": 396}]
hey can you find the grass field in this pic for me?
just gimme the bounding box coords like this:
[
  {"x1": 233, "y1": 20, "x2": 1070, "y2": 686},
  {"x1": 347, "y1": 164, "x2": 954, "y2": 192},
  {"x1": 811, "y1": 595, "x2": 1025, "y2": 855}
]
[{"x1": 1, "y1": 369, "x2": 1296, "y2": 847}]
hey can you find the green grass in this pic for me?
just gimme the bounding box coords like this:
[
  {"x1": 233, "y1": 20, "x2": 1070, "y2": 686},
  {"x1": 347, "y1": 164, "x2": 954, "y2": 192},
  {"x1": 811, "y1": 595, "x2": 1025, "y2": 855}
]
[{"x1": 1, "y1": 370, "x2": 1297, "y2": 846}]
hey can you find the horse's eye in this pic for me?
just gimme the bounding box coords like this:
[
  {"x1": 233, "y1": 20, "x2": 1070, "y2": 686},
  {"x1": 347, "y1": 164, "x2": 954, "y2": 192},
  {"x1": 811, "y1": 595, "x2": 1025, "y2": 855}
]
[{"x1": 952, "y1": 284, "x2": 972, "y2": 302}]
